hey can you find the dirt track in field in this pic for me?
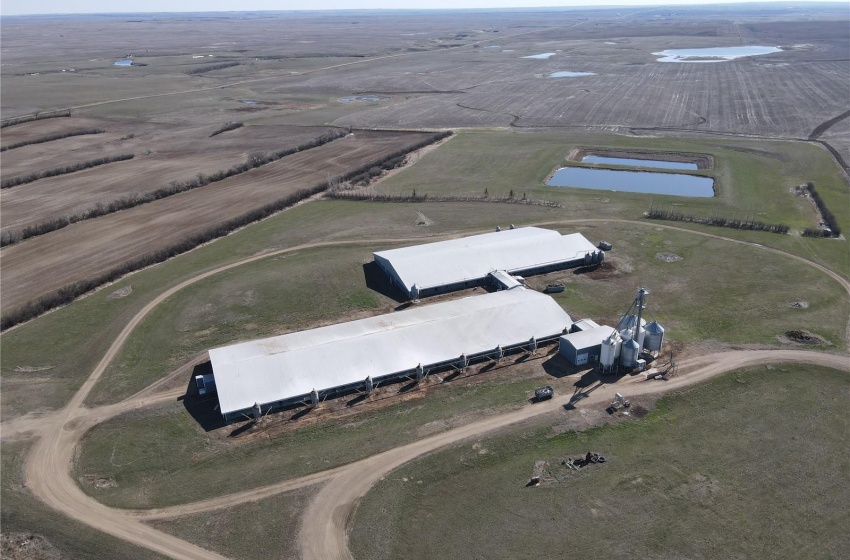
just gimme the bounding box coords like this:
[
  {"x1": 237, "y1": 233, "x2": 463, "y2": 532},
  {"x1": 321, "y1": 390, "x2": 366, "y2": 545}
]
[
  {"x1": 0, "y1": 130, "x2": 434, "y2": 317},
  {"x1": 0, "y1": 216, "x2": 846, "y2": 560}
]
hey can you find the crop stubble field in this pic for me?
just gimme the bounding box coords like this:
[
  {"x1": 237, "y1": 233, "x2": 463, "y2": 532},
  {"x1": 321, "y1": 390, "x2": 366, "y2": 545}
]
[
  {"x1": 1, "y1": 5, "x2": 849, "y2": 560},
  {"x1": 1, "y1": 118, "x2": 339, "y2": 233}
]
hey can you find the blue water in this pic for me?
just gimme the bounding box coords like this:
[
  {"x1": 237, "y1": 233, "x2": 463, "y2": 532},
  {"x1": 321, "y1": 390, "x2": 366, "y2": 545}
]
[
  {"x1": 114, "y1": 59, "x2": 133, "y2": 66},
  {"x1": 548, "y1": 167, "x2": 714, "y2": 197},
  {"x1": 340, "y1": 96, "x2": 383, "y2": 102},
  {"x1": 582, "y1": 156, "x2": 698, "y2": 170},
  {"x1": 241, "y1": 99, "x2": 258, "y2": 104},
  {"x1": 654, "y1": 46, "x2": 780, "y2": 63},
  {"x1": 522, "y1": 52, "x2": 556, "y2": 59},
  {"x1": 549, "y1": 71, "x2": 595, "y2": 78}
]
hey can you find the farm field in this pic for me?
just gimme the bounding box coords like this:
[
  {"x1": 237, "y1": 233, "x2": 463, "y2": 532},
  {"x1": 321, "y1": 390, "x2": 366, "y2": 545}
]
[
  {"x1": 0, "y1": 129, "x2": 438, "y2": 323},
  {"x1": 1, "y1": 5, "x2": 848, "y2": 560},
  {"x1": 350, "y1": 365, "x2": 850, "y2": 560},
  {"x1": 1, "y1": 119, "x2": 339, "y2": 235}
]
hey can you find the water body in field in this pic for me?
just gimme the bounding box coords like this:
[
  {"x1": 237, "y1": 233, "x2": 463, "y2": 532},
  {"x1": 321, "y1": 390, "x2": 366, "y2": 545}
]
[
  {"x1": 654, "y1": 46, "x2": 781, "y2": 63},
  {"x1": 582, "y1": 156, "x2": 698, "y2": 170},
  {"x1": 241, "y1": 100, "x2": 258, "y2": 104},
  {"x1": 340, "y1": 96, "x2": 383, "y2": 102},
  {"x1": 548, "y1": 167, "x2": 714, "y2": 197},
  {"x1": 522, "y1": 52, "x2": 556, "y2": 59},
  {"x1": 549, "y1": 71, "x2": 596, "y2": 78},
  {"x1": 113, "y1": 59, "x2": 133, "y2": 66}
]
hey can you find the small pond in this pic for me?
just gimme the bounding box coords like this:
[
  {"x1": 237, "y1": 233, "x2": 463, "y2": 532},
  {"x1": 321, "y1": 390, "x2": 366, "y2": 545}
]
[
  {"x1": 654, "y1": 46, "x2": 781, "y2": 63},
  {"x1": 548, "y1": 167, "x2": 714, "y2": 197},
  {"x1": 522, "y1": 52, "x2": 556, "y2": 59},
  {"x1": 581, "y1": 156, "x2": 698, "y2": 170},
  {"x1": 114, "y1": 59, "x2": 133, "y2": 66},
  {"x1": 340, "y1": 96, "x2": 383, "y2": 102},
  {"x1": 241, "y1": 99, "x2": 259, "y2": 104},
  {"x1": 549, "y1": 71, "x2": 595, "y2": 78}
]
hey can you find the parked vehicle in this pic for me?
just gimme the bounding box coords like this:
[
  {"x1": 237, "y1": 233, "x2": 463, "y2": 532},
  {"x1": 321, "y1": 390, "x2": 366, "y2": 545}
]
[
  {"x1": 544, "y1": 283, "x2": 565, "y2": 293},
  {"x1": 534, "y1": 385, "x2": 554, "y2": 401}
]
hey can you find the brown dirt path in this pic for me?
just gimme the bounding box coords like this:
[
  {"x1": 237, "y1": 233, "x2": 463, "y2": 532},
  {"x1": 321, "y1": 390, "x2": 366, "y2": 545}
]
[
  {"x1": 4, "y1": 218, "x2": 847, "y2": 560},
  {"x1": 298, "y1": 350, "x2": 850, "y2": 560}
]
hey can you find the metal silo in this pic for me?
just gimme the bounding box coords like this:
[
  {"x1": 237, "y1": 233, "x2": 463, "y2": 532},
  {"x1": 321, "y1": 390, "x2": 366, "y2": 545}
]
[
  {"x1": 644, "y1": 321, "x2": 665, "y2": 352},
  {"x1": 620, "y1": 339, "x2": 640, "y2": 369},
  {"x1": 600, "y1": 331, "x2": 622, "y2": 371}
]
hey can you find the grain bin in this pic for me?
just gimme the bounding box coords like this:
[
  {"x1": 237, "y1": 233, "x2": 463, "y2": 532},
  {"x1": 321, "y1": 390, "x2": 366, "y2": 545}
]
[{"x1": 644, "y1": 321, "x2": 665, "y2": 352}]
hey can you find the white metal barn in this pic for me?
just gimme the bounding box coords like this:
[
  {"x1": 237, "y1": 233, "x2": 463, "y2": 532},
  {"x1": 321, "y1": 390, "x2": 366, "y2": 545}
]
[
  {"x1": 373, "y1": 227, "x2": 601, "y2": 299},
  {"x1": 209, "y1": 289, "x2": 572, "y2": 421}
]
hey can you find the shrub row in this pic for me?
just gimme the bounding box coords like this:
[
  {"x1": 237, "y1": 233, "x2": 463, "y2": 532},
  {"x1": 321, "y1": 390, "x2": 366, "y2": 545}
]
[
  {"x1": 646, "y1": 206, "x2": 790, "y2": 234},
  {"x1": 209, "y1": 122, "x2": 243, "y2": 137},
  {"x1": 1, "y1": 154, "x2": 135, "y2": 189},
  {"x1": 801, "y1": 182, "x2": 842, "y2": 237},
  {"x1": 0, "y1": 128, "x2": 105, "y2": 152},
  {"x1": 0, "y1": 109, "x2": 71, "y2": 129},
  {"x1": 185, "y1": 62, "x2": 240, "y2": 75},
  {"x1": 0, "y1": 131, "x2": 347, "y2": 246},
  {"x1": 0, "y1": 131, "x2": 449, "y2": 330},
  {"x1": 328, "y1": 191, "x2": 563, "y2": 208}
]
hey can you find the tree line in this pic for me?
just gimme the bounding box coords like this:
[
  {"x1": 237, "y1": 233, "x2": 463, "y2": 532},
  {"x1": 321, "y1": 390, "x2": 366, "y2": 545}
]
[
  {"x1": 209, "y1": 122, "x2": 243, "y2": 137},
  {"x1": 801, "y1": 182, "x2": 841, "y2": 238},
  {"x1": 1, "y1": 154, "x2": 135, "y2": 189},
  {"x1": 646, "y1": 205, "x2": 790, "y2": 234},
  {"x1": 1, "y1": 128, "x2": 105, "y2": 152},
  {"x1": 328, "y1": 191, "x2": 562, "y2": 208},
  {"x1": 1, "y1": 109, "x2": 71, "y2": 129},
  {"x1": 185, "y1": 62, "x2": 240, "y2": 75}
]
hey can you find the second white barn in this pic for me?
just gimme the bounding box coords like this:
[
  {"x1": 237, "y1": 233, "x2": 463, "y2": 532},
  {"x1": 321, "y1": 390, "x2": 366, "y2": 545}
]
[{"x1": 374, "y1": 227, "x2": 601, "y2": 299}]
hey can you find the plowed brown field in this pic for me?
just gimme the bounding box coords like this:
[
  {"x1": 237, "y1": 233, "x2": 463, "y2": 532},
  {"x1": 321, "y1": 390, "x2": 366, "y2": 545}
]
[
  {"x1": 0, "y1": 130, "x2": 435, "y2": 317},
  {"x1": 1, "y1": 118, "x2": 338, "y2": 235}
]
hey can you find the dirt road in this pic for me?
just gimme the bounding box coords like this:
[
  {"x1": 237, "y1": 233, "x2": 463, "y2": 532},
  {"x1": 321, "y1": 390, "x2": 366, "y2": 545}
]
[
  {"x1": 297, "y1": 349, "x2": 850, "y2": 560},
  {"x1": 5, "y1": 219, "x2": 848, "y2": 560}
]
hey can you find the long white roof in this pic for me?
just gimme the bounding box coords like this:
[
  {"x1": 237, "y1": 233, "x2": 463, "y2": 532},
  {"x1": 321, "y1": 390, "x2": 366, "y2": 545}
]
[
  {"x1": 209, "y1": 289, "x2": 572, "y2": 415},
  {"x1": 373, "y1": 227, "x2": 597, "y2": 293}
]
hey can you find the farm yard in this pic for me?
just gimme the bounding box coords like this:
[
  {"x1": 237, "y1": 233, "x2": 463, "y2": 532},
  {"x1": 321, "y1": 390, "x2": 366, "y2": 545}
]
[{"x1": 1, "y1": 4, "x2": 848, "y2": 560}]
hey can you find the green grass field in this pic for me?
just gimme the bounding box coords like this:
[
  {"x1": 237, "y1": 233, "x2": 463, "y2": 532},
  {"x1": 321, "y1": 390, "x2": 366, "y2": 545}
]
[
  {"x1": 350, "y1": 365, "x2": 850, "y2": 560},
  {"x1": 146, "y1": 485, "x2": 318, "y2": 560},
  {"x1": 376, "y1": 130, "x2": 849, "y2": 237},
  {"x1": 0, "y1": 442, "x2": 162, "y2": 560}
]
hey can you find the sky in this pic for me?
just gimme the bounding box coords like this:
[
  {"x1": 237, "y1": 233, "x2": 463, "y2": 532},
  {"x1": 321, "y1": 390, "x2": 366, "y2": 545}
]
[{"x1": 2, "y1": 0, "x2": 844, "y2": 16}]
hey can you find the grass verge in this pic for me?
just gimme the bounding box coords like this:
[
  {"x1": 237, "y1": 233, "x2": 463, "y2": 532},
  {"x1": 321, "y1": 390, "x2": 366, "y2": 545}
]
[
  {"x1": 145, "y1": 484, "x2": 318, "y2": 560},
  {"x1": 1, "y1": 442, "x2": 163, "y2": 560},
  {"x1": 350, "y1": 365, "x2": 850, "y2": 560}
]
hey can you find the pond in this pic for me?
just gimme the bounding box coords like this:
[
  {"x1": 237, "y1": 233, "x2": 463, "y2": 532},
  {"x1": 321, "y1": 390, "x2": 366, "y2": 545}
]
[
  {"x1": 114, "y1": 59, "x2": 133, "y2": 66},
  {"x1": 522, "y1": 52, "x2": 556, "y2": 59},
  {"x1": 654, "y1": 46, "x2": 781, "y2": 63},
  {"x1": 547, "y1": 167, "x2": 714, "y2": 197},
  {"x1": 581, "y1": 156, "x2": 697, "y2": 170},
  {"x1": 549, "y1": 71, "x2": 595, "y2": 78}
]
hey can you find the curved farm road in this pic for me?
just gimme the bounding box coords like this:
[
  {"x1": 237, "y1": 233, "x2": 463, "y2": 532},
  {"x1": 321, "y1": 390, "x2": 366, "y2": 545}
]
[
  {"x1": 5, "y1": 221, "x2": 848, "y2": 560},
  {"x1": 298, "y1": 349, "x2": 850, "y2": 560}
]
